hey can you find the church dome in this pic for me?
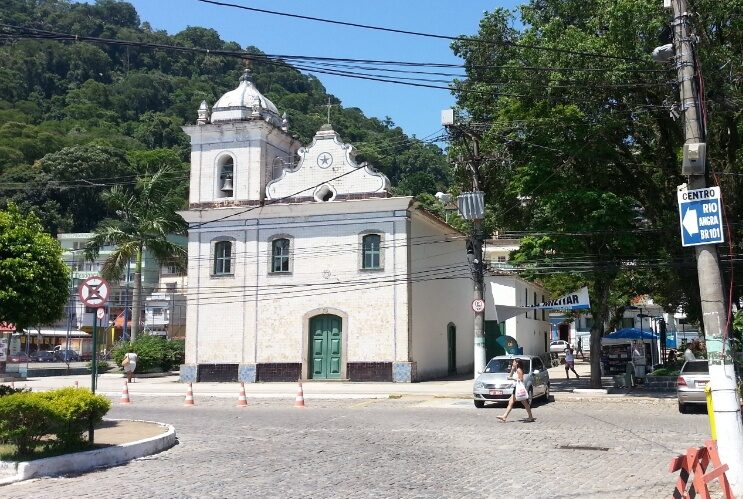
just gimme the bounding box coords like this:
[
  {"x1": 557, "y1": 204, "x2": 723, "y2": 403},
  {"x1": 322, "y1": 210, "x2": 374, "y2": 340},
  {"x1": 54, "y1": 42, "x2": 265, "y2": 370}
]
[{"x1": 210, "y1": 69, "x2": 282, "y2": 126}]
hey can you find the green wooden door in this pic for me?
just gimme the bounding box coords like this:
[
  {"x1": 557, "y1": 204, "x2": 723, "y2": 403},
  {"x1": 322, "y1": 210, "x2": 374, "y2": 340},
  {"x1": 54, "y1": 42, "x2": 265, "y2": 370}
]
[{"x1": 310, "y1": 314, "x2": 342, "y2": 379}]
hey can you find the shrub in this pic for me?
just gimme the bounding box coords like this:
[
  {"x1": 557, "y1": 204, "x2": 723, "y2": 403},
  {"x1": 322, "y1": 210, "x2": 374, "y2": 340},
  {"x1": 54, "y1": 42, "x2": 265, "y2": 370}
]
[
  {"x1": 0, "y1": 388, "x2": 110, "y2": 457},
  {"x1": 112, "y1": 336, "x2": 185, "y2": 372},
  {"x1": 0, "y1": 385, "x2": 30, "y2": 397},
  {"x1": 86, "y1": 360, "x2": 112, "y2": 374},
  {"x1": 40, "y1": 388, "x2": 111, "y2": 448},
  {"x1": 0, "y1": 392, "x2": 55, "y2": 455}
]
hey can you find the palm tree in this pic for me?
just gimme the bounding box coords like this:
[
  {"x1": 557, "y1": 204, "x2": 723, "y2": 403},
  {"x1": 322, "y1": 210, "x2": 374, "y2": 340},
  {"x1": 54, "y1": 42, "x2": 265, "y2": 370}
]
[{"x1": 85, "y1": 165, "x2": 187, "y2": 341}]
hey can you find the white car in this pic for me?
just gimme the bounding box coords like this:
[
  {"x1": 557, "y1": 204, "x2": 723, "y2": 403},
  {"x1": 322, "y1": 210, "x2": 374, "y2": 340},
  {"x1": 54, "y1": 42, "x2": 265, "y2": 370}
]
[
  {"x1": 549, "y1": 340, "x2": 569, "y2": 353},
  {"x1": 472, "y1": 355, "x2": 551, "y2": 408}
]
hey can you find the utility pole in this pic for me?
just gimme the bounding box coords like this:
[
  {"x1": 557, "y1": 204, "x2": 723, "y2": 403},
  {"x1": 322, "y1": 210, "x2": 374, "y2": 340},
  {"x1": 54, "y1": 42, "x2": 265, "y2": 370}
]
[
  {"x1": 669, "y1": 0, "x2": 743, "y2": 492},
  {"x1": 442, "y1": 109, "x2": 487, "y2": 376}
]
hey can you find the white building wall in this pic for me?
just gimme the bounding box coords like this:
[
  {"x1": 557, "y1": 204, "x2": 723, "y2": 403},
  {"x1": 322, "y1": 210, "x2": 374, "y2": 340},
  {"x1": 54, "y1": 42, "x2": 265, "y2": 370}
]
[
  {"x1": 186, "y1": 205, "x2": 410, "y2": 372},
  {"x1": 486, "y1": 275, "x2": 550, "y2": 356},
  {"x1": 409, "y1": 212, "x2": 472, "y2": 379}
]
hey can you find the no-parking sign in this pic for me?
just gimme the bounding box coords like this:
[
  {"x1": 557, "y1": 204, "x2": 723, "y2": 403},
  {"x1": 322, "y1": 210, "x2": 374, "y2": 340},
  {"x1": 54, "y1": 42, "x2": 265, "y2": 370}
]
[{"x1": 78, "y1": 276, "x2": 110, "y2": 307}]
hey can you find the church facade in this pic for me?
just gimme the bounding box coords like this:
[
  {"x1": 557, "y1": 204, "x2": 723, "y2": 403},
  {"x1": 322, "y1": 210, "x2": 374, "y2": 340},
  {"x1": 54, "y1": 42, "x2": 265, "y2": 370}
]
[{"x1": 179, "y1": 71, "x2": 474, "y2": 382}]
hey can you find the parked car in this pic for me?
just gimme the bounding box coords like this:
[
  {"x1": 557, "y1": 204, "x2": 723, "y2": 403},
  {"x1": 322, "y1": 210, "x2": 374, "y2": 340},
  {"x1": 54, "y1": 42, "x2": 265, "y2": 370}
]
[
  {"x1": 30, "y1": 350, "x2": 55, "y2": 362},
  {"x1": 7, "y1": 352, "x2": 30, "y2": 363},
  {"x1": 677, "y1": 360, "x2": 710, "y2": 413},
  {"x1": 473, "y1": 355, "x2": 551, "y2": 408},
  {"x1": 54, "y1": 349, "x2": 80, "y2": 362},
  {"x1": 549, "y1": 340, "x2": 570, "y2": 353}
]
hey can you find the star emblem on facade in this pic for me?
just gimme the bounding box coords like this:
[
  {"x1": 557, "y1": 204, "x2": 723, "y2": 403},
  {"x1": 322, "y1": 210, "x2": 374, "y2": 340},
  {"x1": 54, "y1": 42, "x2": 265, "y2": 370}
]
[{"x1": 317, "y1": 152, "x2": 333, "y2": 168}]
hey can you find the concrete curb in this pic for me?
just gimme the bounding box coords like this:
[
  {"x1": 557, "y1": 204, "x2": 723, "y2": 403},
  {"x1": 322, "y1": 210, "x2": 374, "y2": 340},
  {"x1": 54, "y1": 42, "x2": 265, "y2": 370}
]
[{"x1": 0, "y1": 419, "x2": 176, "y2": 485}]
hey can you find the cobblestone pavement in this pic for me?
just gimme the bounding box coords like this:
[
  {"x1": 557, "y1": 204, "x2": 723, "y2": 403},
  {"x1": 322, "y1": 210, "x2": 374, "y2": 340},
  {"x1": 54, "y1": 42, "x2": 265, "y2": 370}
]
[{"x1": 5, "y1": 396, "x2": 710, "y2": 498}]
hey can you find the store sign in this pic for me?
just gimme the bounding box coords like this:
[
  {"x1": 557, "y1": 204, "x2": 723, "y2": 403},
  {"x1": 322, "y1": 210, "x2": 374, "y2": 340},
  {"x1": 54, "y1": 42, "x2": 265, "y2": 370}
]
[{"x1": 530, "y1": 287, "x2": 591, "y2": 311}]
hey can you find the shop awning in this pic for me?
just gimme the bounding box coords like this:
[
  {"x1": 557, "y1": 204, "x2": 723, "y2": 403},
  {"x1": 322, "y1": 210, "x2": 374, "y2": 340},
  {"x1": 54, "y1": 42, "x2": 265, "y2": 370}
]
[
  {"x1": 604, "y1": 328, "x2": 658, "y2": 341},
  {"x1": 31, "y1": 328, "x2": 90, "y2": 338}
]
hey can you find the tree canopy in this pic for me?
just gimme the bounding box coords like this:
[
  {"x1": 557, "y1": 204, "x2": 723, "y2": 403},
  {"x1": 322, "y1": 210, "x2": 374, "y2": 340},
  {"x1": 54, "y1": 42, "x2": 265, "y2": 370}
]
[
  {"x1": 0, "y1": 0, "x2": 450, "y2": 235},
  {"x1": 451, "y1": 0, "x2": 742, "y2": 386},
  {"x1": 0, "y1": 204, "x2": 69, "y2": 330}
]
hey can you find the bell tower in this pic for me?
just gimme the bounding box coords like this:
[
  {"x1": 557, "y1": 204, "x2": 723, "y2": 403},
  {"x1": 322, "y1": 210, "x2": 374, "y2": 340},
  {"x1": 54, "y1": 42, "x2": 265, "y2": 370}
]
[{"x1": 183, "y1": 70, "x2": 300, "y2": 207}]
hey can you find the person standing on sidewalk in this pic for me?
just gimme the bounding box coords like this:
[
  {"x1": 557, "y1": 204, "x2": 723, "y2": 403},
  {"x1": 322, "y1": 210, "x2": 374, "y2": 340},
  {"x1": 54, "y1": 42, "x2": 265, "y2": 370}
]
[
  {"x1": 577, "y1": 337, "x2": 585, "y2": 360},
  {"x1": 564, "y1": 346, "x2": 580, "y2": 379}
]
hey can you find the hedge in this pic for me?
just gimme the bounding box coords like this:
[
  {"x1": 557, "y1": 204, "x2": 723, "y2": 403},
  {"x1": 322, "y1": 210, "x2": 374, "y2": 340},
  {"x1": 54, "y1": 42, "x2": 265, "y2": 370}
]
[
  {"x1": 111, "y1": 336, "x2": 185, "y2": 372},
  {"x1": 0, "y1": 388, "x2": 111, "y2": 457}
]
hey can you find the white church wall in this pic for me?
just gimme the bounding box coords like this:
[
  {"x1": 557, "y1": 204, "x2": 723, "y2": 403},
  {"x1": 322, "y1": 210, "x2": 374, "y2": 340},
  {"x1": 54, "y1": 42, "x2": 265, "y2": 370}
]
[{"x1": 409, "y1": 211, "x2": 472, "y2": 379}]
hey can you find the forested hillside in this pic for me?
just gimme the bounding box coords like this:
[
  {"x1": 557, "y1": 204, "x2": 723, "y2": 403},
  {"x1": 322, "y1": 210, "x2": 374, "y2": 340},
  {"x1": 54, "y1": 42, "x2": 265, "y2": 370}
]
[{"x1": 0, "y1": 0, "x2": 450, "y2": 234}]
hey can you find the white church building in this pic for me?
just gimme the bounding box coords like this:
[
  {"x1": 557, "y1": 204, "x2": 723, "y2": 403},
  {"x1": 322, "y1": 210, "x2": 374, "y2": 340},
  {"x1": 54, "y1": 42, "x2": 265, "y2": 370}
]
[{"x1": 179, "y1": 70, "x2": 476, "y2": 382}]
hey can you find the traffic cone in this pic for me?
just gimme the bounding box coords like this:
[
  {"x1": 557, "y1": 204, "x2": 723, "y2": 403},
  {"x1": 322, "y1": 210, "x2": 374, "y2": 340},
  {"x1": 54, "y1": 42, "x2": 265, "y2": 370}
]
[
  {"x1": 236, "y1": 382, "x2": 248, "y2": 407},
  {"x1": 184, "y1": 382, "x2": 195, "y2": 406},
  {"x1": 120, "y1": 381, "x2": 131, "y2": 404},
  {"x1": 294, "y1": 379, "x2": 306, "y2": 408}
]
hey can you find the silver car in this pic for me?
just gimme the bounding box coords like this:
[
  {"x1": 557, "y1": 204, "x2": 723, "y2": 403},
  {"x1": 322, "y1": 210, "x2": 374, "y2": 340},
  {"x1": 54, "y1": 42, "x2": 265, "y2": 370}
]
[
  {"x1": 473, "y1": 355, "x2": 551, "y2": 408},
  {"x1": 677, "y1": 360, "x2": 710, "y2": 413}
]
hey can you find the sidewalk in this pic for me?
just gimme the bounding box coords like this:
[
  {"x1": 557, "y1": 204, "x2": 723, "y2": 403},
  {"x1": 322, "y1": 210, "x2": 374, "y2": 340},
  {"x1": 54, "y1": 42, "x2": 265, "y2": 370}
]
[{"x1": 13, "y1": 358, "x2": 674, "y2": 403}]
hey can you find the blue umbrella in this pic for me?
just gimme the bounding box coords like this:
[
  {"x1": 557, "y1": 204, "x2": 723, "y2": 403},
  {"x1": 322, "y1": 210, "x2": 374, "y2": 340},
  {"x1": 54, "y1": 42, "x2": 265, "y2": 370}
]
[{"x1": 496, "y1": 335, "x2": 520, "y2": 354}]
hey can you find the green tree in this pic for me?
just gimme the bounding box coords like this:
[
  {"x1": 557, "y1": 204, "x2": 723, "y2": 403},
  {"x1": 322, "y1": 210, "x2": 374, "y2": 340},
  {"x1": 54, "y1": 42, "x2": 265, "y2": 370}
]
[
  {"x1": 449, "y1": 0, "x2": 743, "y2": 386},
  {"x1": 85, "y1": 165, "x2": 187, "y2": 341},
  {"x1": 0, "y1": 204, "x2": 69, "y2": 332}
]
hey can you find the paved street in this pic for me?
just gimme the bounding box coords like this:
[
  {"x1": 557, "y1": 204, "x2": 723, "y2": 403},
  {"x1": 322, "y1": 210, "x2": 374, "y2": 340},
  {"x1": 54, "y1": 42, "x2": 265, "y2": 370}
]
[{"x1": 4, "y1": 393, "x2": 710, "y2": 498}]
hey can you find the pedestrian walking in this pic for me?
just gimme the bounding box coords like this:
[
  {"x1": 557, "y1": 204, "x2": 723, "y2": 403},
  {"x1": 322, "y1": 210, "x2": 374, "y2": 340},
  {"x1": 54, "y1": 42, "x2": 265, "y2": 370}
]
[
  {"x1": 122, "y1": 351, "x2": 138, "y2": 383},
  {"x1": 497, "y1": 358, "x2": 535, "y2": 423},
  {"x1": 577, "y1": 337, "x2": 585, "y2": 360},
  {"x1": 564, "y1": 346, "x2": 580, "y2": 379}
]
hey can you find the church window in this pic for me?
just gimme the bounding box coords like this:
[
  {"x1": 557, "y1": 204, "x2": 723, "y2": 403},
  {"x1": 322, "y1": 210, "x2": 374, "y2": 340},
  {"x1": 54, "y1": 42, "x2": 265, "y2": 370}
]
[
  {"x1": 271, "y1": 238, "x2": 290, "y2": 273},
  {"x1": 213, "y1": 240, "x2": 232, "y2": 275},
  {"x1": 362, "y1": 234, "x2": 381, "y2": 269},
  {"x1": 217, "y1": 155, "x2": 234, "y2": 198}
]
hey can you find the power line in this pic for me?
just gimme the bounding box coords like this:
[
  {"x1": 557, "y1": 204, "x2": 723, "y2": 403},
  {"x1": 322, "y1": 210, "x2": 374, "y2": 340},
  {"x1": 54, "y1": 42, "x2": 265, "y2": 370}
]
[{"x1": 194, "y1": 0, "x2": 649, "y2": 62}]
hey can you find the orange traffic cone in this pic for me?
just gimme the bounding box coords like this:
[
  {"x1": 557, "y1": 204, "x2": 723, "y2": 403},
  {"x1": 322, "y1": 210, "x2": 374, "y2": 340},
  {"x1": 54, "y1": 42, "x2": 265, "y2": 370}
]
[
  {"x1": 120, "y1": 381, "x2": 131, "y2": 404},
  {"x1": 184, "y1": 382, "x2": 195, "y2": 406},
  {"x1": 237, "y1": 382, "x2": 248, "y2": 407},
  {"x1": 294, "y1": 379, "x2": 306, "y2": 408}
]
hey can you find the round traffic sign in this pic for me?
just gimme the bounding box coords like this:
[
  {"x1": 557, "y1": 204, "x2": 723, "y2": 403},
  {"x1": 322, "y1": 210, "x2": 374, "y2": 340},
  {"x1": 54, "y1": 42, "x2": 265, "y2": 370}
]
[
  {"x1": 472, "y1": 299, "x2": 485, "y2": 313},
  {"x1": 96, "y1": 308, "x2": 105, "y2": 320},
  {"x1": 78, "y1": 276, "x2": 110, "y2": 307}
]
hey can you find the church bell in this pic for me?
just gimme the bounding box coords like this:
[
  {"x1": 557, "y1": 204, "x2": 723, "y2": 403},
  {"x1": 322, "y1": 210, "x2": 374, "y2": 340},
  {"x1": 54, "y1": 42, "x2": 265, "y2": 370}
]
[{"x1": 220, "y1": 175, "x2": 233, "y2": 192}]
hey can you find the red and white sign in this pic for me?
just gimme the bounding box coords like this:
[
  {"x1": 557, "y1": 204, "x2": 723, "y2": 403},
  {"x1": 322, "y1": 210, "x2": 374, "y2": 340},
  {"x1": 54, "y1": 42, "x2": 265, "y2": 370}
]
[
  {"x1": 472, "y1": 299, "x2": 485, "y2": 313},
  {"x1": 96, "y1": 308, "x2": 105, "y2": 320},
  {"x1": 78, "y1": 276, "x2": 110, "y2": 307}
]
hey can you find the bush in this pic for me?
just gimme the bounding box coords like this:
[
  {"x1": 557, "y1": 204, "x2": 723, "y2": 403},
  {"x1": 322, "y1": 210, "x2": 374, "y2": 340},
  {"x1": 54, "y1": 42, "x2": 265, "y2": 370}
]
[
  {"x1": 0, "y1": 388, "x2": 111, "y2": 457},
  {"x1": 40, "y1": 388, "x2": 111, "y2": 449},
  {"x1": 111, "y1": 336, "x2": 185, "y2": 372},
  {"x1": 86, "y1": 360, "x2": 112, "y2": 374},
  {"x1": 0, "y1": 392, "x2": 53, "y2": 455},
  {"x1": 0, "y1": 385, "x2": 30, "y2": 397}
]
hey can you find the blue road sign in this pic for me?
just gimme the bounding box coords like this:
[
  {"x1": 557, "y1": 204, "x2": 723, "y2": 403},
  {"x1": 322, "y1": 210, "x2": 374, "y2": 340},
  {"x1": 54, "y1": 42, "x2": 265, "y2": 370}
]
[{"x1": 677, "y1": 187, "x2": 724, "y2": 247}]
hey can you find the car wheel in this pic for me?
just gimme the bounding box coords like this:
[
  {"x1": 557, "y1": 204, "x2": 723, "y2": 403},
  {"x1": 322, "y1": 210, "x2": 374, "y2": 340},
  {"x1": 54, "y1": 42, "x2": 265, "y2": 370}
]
[
  {"x1": 678, "y1": 402, "x2": 689, "y2": 414},
  {"x1": 474, "y1": 400, "x2": 485, "y2": 409},
  {"x1": 542, "y1": 383, "x2": 550, "y2": 403}
]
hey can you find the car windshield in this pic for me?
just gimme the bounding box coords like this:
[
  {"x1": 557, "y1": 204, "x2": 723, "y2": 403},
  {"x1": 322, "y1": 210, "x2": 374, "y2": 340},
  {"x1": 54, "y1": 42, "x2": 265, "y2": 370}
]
[
  {"x1": 682, "y1": 361, "x2": 709, "y2": 374},
  {"x1": 484, "y1": 358, "x2": 531, "y2": 374}
]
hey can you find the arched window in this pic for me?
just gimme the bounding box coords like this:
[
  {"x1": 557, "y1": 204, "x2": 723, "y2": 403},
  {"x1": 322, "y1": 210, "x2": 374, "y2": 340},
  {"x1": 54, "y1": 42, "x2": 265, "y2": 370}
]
[
  {"x1": 213, "y1": 240, "x2": 232, "y2": 275},
  {"x1": 217, "y1": 156, "x2": 234, "y2": 198},
  {"x1": 271, "y1": 238, "x2": 290, "y2": 273},
  {"x1": 362, "y1": 234, "x2": 381, "y2": 269}
]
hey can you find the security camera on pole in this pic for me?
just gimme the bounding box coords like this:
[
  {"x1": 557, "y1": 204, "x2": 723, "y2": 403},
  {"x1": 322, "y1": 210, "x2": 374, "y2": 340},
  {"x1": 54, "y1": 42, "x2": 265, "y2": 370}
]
[
  {"x1": 442, "y1": 109, "x2": 488, "y2": 377},
  {"x1": 655, "y1": 0, "x2": 743, "y2": 493}
]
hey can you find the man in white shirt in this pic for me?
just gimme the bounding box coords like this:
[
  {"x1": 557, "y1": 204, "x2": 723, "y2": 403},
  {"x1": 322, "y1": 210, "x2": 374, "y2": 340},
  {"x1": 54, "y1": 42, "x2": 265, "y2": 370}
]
[{"x1": 683, "y1": 339, "x2": 699, "y2": 362}]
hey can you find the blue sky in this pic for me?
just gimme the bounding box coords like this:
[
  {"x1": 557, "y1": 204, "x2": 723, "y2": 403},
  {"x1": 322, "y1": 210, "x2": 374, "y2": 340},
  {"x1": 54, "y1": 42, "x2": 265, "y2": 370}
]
[{"x1": 108, "y1": 0, "x2": 521, "y2": 140}]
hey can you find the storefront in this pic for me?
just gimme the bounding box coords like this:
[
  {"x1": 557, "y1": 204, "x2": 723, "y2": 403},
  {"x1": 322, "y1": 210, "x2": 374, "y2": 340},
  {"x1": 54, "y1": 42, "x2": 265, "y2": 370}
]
[{"x1": 601, "y1": 328, "x2": 660, "y2": 378}]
